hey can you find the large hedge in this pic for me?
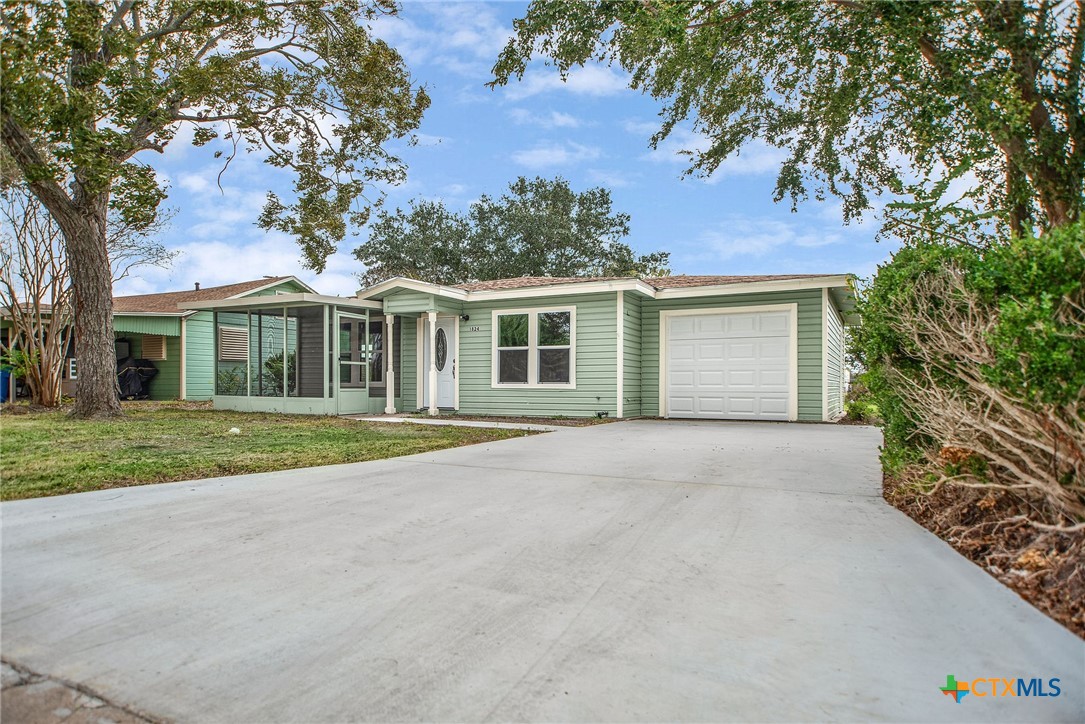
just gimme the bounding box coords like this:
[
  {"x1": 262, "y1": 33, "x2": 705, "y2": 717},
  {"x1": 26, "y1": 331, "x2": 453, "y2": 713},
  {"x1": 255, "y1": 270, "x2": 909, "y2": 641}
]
[{"x1": 854, "y1": 223, "x2": 1085, "y2": 523}]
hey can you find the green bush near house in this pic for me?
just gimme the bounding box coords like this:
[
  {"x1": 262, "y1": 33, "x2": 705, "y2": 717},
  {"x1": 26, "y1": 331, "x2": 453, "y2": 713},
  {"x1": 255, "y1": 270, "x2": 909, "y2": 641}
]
[{"x1": 852, "y1": 222, "x2": 1085, "y2": 523}]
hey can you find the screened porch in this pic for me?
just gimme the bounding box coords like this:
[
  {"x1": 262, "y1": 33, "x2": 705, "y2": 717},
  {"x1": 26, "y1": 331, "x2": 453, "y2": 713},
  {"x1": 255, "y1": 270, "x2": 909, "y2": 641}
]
[{"x1": 182, "y1": 294, "x2": 400, "y2": 416}]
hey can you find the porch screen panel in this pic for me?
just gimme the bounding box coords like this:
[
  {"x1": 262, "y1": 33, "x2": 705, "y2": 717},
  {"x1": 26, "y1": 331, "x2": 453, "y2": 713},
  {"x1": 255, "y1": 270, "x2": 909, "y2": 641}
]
[
  {"x1": 288, "y1": 306, "x2": 324, "y2": 398},
  {"x1": 251, "y1": 308, "x2": 287, "y2": 397},
  {"x1": 215, "y1": 311, "x2": 250, "y2": 395}
]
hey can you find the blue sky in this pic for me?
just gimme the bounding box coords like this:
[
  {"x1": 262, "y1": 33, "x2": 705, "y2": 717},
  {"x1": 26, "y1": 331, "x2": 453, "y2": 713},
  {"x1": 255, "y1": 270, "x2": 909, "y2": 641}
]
[{"x1": 116, "y1": 1, "x2": 898, "y2": 298}]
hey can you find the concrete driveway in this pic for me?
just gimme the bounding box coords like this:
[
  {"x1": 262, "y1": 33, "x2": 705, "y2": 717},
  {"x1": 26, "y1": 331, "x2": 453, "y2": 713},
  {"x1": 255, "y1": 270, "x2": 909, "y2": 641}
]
[{"x1": 2, "y1": 420, "x2": 1082, "y2": 722}]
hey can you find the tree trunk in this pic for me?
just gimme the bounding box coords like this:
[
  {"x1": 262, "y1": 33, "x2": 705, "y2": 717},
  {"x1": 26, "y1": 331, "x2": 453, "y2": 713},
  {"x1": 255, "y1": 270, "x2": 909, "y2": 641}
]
[{"x1": 64, "y1": 205, "x2": 122, "y2": 419}]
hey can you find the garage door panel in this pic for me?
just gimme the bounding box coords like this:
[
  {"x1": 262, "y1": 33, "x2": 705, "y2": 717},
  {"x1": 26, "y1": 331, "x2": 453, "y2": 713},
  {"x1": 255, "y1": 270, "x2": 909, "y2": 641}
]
[
  {"x1": 698, "y1": 370, "x2": 725, "y2": 387},
  {"x1": 758, "y1": 313, "x2": 790, "y2": 334},
  {"x1": 759, "y1": 397, "x2": 788, "y2": 415},
  {"x1": 666, "y1": 310, "x2": 793, "y2": 421},
  {"x1": 698, "y1": 342, "x2": 725, "y2": 360},
  {"x1": 758, "y1": 339, "x2": 788, "y2": 361},
  {"x1": 669, "y1": 370, "x2": 696, "y2": 387},
  {"x1": 670, "y1": 342, "x2": 696, "y2": 361},
  {"x1": 758, "y1": 369, "x2": 789, "y2": 388},
  {"x1": 697, "y1": 397, "x2": 725, "y2": 414},
  {"x1": 669, "y1": 396, "x2": 695, "y2": 413},
  {"x1": 726, "y1": 342, "x2": 756, "y2": 361}
]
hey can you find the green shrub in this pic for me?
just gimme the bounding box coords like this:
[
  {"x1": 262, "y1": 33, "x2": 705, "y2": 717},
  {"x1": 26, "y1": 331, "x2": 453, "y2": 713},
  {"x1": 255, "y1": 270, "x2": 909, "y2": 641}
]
[{"x1": 853, "y1": 221, "x2": 1085, "y2": 522}]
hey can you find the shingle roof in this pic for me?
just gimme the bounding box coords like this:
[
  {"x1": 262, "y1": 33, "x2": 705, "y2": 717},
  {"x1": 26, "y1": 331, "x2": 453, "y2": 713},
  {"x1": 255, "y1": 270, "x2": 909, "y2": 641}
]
[
  {"x1": 112, "y1": 277, "x2": 296, "y2": 314},
  {"x1": 453, "y1": 274, "x2": 843, "y2": 293},
  {"x1": 455, "y1": 276, "x2": 629, "y2": 291}
]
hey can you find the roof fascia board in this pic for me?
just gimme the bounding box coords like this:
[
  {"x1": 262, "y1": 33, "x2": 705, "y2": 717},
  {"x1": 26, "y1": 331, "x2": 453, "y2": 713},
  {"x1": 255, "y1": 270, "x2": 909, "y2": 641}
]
[
  {"x1": 653, "y1": 275, "x2": 851, "y2": 299},
  {"x1": 357, "y1": 277, "x2": 469, "y2": 301}
]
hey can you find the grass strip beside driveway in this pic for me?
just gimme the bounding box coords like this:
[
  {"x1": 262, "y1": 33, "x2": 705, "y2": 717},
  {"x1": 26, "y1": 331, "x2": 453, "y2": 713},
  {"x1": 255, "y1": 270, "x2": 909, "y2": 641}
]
[{"x1": 1, "y1": 403, "x2": 531, "y2": 501}]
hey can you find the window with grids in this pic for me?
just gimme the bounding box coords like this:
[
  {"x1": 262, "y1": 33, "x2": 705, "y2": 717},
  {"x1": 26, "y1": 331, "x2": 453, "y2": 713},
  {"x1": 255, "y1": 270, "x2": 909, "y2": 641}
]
[{"x1": 493, "y1": 308, "x2": 574, "y2": 387}]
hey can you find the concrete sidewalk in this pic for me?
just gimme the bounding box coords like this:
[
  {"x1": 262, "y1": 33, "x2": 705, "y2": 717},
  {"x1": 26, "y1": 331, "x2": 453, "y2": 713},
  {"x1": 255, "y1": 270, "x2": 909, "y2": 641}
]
[{"x1": 2, "y1": 421, "x2": 1082, "y2": 722}]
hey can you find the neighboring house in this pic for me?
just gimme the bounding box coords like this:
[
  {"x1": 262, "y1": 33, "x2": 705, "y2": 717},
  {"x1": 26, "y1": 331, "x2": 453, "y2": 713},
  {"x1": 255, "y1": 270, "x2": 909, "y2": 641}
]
[
  {"x1": 185, "y1": 274, "x2": 855, "y2": 421},
  {"x1": 59, "y1": 276, "x2": 316, "y2": 400}
]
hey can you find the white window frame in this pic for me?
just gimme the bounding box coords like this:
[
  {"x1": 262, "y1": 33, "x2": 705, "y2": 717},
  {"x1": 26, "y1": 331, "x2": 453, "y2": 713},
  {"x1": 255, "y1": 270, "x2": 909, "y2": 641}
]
[
  {"x1": 491, "y1": 305, "x2": 576, "y2": 389},
  {"x1": 68, "y1": 358, "x2": 77, "y2": 380}
]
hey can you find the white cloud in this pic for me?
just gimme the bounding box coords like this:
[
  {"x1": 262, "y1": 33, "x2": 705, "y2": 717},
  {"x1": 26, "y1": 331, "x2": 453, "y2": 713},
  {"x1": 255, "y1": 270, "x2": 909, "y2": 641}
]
[
  {"x1": 641, "y1": 125, "x2": 788, "y2": 181},
  {"x1": 692, "y1": 216, "x2": 843, "y2": 262},
  {"x1": 413, "y1": 133, "x2": 448, "y2": 147},
  {"x1": 371, "y1": 3, "x2": 514, "y2": 79},
  {"x1": 501, "y1": 64, "x2": 630, "y2": 101},
  {"x1": 586, "y1": 169, "x2": 634, "y2": 188},
  {"x1": 511, "y1": 141, "x2": 601, "y2": 169},
  {"x1": 508, "y1": 108, "x2": 583, "y2": 129}
]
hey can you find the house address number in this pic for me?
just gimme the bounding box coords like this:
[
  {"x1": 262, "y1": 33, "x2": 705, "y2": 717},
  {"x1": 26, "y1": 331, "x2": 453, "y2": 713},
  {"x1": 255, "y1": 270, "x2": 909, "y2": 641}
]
[{"x1": 467, "y1": 325, "x2": 482, "y2": 332}]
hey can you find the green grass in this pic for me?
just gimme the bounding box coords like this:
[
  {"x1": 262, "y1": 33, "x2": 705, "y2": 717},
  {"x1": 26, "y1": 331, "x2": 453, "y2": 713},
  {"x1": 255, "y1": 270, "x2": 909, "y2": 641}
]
[{"x1": 0, "y1": 402, "x2": 531, "y2": 501}]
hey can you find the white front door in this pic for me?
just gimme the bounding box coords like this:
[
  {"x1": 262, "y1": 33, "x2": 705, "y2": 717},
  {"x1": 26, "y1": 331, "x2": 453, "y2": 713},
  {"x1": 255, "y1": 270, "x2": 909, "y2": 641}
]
[
  {"x1": 422, "y1": 317, "x2": 456, "y2": 409},
  {"x1": 665, "y1": 309, "x2": 793, "y2": 420}
]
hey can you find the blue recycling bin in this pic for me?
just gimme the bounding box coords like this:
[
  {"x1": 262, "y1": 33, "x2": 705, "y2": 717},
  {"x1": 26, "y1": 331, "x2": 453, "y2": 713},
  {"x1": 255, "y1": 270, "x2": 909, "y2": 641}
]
[{"x1": 0, "y1": 369, "x2": 10, "y2": 402}]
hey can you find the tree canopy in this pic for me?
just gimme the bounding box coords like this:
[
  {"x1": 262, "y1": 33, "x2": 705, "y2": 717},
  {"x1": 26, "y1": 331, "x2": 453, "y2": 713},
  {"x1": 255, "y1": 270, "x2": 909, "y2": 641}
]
[
  {"x1": 492, "y1": 1, "x2": 1083, "y2": 244},
  {"x1": 354, "y1": 176, "x2": 671, "y2": 286},
  {"x1": 1, "y1": 0, "x2": 428, "y2": 417}
]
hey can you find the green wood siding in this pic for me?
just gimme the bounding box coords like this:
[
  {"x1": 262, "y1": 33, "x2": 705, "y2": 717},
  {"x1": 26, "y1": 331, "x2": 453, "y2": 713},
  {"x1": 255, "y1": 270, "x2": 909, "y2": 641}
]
[
  {"x1": 119, "y1": 333, "x2": 181, "y2": 400},
  {"x1": 454, "y1": 292, "x2": 618, "y2": 417},
  {"x1": 400, "y1": 317, "x2": 418, "y2": 410},
  {"x1": 114, "y1": 316, "x2": 180, "y2": 336},
  {"x1": 640, "y1": 289, "x2": 824, "y2": 420},
  {"x1": 622, "y1": 292, "x2": 643, "y2": 417},
  {"x1": 183, "y1": 311, "x2": 214, "y2": 400},
  {"x1": 825, "y1": 294, "x2": 845, "y2": 419}
]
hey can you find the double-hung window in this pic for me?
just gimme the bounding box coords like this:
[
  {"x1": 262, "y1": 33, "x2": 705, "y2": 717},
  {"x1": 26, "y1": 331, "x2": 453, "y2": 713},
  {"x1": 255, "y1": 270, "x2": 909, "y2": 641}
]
[{"x1": 493, "y1": 307, "x2": 575, "y2": 388}]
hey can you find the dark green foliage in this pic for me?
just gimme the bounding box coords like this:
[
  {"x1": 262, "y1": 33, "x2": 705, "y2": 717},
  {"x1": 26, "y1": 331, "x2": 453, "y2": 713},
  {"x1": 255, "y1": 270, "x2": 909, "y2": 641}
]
[
  {"x1": 492, "y1": 1, "x2": 1083, "y2": 240},
  {"x1": 853, "y1": 221, "x2": 1085, "y2": 475},
  {"x1": 354, "y1": 176, "x2": 670, "y2": 286}
]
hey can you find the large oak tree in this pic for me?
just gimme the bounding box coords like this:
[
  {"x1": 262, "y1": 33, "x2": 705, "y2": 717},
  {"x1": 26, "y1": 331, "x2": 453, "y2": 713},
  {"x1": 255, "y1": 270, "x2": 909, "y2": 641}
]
[
  {"x1": 354, "y1": 176, "x2": 671, "y2": 286},
  {"x1": 491, "y1": 1, "x2": 1083, "y2": 241},
  {"x1": 1, "y1": 1, "x2": 428, "y2": 417}
]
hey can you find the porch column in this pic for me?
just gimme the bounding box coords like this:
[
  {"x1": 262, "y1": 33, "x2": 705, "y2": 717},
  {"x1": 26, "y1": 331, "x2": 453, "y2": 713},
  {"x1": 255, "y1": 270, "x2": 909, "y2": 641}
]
[
  {"x1": 427, "y1": 310, "x2": 438, "y2": 416},
  {"x1": 384, "y1": 315, "x2": 396, "y2": 414}
]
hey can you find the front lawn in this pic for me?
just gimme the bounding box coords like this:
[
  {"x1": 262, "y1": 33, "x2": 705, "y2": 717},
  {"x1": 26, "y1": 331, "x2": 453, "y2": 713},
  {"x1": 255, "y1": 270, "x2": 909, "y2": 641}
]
[{"x1": 0, "y1": 402, "x2": 531, "y2": 501}]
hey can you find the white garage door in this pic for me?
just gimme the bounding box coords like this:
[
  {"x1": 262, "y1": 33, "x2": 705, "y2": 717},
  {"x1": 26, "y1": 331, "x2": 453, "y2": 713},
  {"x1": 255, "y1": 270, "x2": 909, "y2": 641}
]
[{"x1": 665, "y1": 310, "x2": 792, "y2": 420}]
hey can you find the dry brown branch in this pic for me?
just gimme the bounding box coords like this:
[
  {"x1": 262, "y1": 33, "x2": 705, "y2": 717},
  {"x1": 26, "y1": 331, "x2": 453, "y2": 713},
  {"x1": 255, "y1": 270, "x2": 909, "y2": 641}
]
[{"x1": 883, "y1": 264, "x2": 1085, "y2": 524}]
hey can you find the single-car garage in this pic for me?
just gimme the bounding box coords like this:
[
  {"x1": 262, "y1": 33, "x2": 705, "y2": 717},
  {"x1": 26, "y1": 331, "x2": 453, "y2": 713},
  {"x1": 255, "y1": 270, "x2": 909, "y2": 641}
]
[{"x1": 662, "y1": 305, "x2": 797, "y2": 420}]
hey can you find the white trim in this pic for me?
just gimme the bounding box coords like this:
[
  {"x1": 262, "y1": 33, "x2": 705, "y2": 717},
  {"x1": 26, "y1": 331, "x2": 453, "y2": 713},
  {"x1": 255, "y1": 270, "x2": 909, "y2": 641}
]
[
  {"x1": 658, "y1": 304, "x2": 799, "y2": 421},
  {"x1": 180, "y1": 293, "x2": 382, "y2": 311},
  {"x1": 179, "y1": 316, "x2": 187, "y2": 400},
  {"x1": 114, "y1": 311, "x2": 189, "y2": 318},
  {"x1": 616, "y1": 291, "x2": 624, "y2": 418},
  {"x1": 357, "y1": 275, "x2": 850, "y2": 305},
  {"x1": 427, "y1": 310, "x2": 438, "y2": 415},
  {"x1": 822, "y1": 287, "x2": 830, "y2": 422},
  {"x1": 652, "y1": 276, "x2": 849, "y2": 299},
  {"x1": 415, "y1": 317, "x2": 424, "y2": 410},
  {"x1": 357, "y1": 277, "x2": 469, "y2": 301},
  {"x1": 385, "y1": 315, "x2": 396, "y2": 414},
  {"x1": 490, "y1": 305, "x2": 577, "y2": 389}
]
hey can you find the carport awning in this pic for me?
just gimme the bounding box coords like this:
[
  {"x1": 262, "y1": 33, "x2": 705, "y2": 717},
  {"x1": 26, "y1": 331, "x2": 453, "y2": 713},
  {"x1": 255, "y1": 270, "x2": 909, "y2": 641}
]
[{"x1": 114, "y1": 315, "x2": 181, "y2": 336}]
